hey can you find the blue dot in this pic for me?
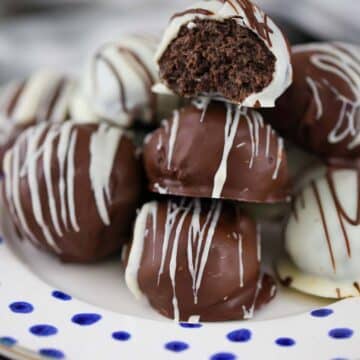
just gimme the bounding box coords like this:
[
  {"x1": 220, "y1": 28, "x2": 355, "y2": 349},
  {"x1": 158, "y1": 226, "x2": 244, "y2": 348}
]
[
  {"x1": 0, "y1": 236, "x2": 3, "y2": 244},
  {"x1": 52, "y1": 290, "x2": 72, "y2": 301},
  {"x1": 112, "y1": 331, "x2": 131, "y2": 341},
  {"x1": 210, "y1": 352, "x2": 237, "y2": 360},
  {"x1": 9, "y1": 301, "x2": 34, "y2": 314},
  {"x1": 72, "y1": 313, "x2": 101, "y2": 326},
  {"x1": 39, "y1": 349, "x2": 65, "y2": 359},
  {"x1": 0, "y1": 337, "x2": 17, "y2": 347},
  {"x1": 329, "y1": 328, "x2": 354, "y2": 339},
  {"x1": 180, "y1": 322, "x2": 202, "y2": 328},
  {"x1": 29, "y1": 324, "x2": 58, "y2": 337},
  {"x1": 275, "y1": 337, "x2": 296, "y2": 347},
  {"x1": 227, "y1": 328, "x2": 252, "y2": 342},
  {"x1": 165, "y1": 341, "x2": 189, "y2": 352},
  {"x1": 311, "y1": 308, "x2": 334, "y2": 318}
]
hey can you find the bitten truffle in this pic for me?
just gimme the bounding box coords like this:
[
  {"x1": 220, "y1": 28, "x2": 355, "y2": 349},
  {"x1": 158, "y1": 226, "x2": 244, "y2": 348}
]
[
  {"x1": 277, "y1": 167, "x2": 360, "y2": 299},
  {"x1": 2, "y1": 122, "x2": 142, "y2": 262},
  {"x1": 71, "y1": 35, "x2": 179, "y2": 128},
  {"x1": 144, "y1": 101, "x2": 290, "y2": 203},
  {"x1": 0, "y1": 70, "x2": 74, "y2": 167},
  {"x1": 125, "y1": 198, "x2": 276, "y2": 322},
  {"x1": 154, "y1": 0, "x2": 292, "y2": 107},
  {"x1": 264, "y1": 42, "x2": 360, "y2": 160}
]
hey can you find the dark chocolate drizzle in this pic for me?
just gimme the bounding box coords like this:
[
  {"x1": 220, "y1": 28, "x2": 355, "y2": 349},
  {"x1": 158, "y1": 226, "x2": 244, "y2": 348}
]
[
  {"x1": 171, "y1": 8, "x2": 214, "y2": 21},
  {"x1": 42, "y1": 77, "x2": 68, "y2": 122},
  {"x1": 311, "y1": 180, "x2": 336, "y2": 272},
  {"x1": 326, "y1": 169, "x2": 360, "y2": 259},
  {"x1": 336, "y1": 288, "x2": 341, "y2": 298},
  {"x1": 5, "y1": 81, "x2": 26, "y2": 118},
  {"x1": 118, "y1": 46, "x2": 157, "y2": 120},
  {"x1": 353, "y1": 281, "x2": 360, "y2": 294},
  {"x1": 280, "y1": 276, "x2": 293, "y2": 287},
  {"x1": 223, "y1": 0, "x2": 274, "y2": 47},
  {"x1": 94, "y1": 52, "x2": 128, "y2": 114},
  {"x1": 93, "y1": 44, "x2": 157, "y2": 121}
]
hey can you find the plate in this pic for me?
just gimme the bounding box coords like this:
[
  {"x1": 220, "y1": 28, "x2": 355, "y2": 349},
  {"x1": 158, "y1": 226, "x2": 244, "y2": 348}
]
[{"x1": 0, "y1": 204, "x2": 359, "y2": 360}]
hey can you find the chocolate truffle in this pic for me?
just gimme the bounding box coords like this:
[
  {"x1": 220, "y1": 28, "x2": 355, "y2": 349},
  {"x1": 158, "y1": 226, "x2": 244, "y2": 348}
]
[
  {"x1": 0, "y1": 70, "x2": 74, "y2": 166},
  {"x1": 154, "y1": 0, "x2": 292, "y2": 107},
  {"x1": 277, "y1": 167, "x2": 360, "y2": 299},
  {"x1": 264, "y1": 42, "x2": 360, "y2": 159},
  {"x1": 2, "y1": 122, "x2": 142, "y2": 262},
  {"x1": 143, "y1": 101, "x2": 290, "y2": 203},
  {"x1": 125, "y1": 198, "x2": 276, "y2": 322},
  {"x1": 71, "y1": 35, "x2": 179, "y2": 128}
]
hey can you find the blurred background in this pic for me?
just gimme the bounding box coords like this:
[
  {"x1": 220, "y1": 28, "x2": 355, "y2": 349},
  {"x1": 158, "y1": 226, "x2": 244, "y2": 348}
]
[{"x1": 0, "y1": 0, "x2": 359, "y2": 82}]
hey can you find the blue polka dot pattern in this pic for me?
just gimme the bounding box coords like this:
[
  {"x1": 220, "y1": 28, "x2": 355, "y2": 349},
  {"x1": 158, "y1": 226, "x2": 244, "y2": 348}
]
[
  {"x1": 52, "y1": 290, "x2": 72, "y2": 301},
  {"x1": 311, "y1": 308, "x2": 334, "y2": 318},
  {"x1": 72, "y1": 313, "x2": 102, "y2": 326},
  {"x1": 275, "y1": 337, "x2": 296, "y2": 347},
  {"x1": 112, "y1": 331, "x2": 131, "y2": 341},
  {"x1": 329, "y1": 328, "x2": 354, "y2": 339},
  {"x1": 29, "y1": 324, "x2": 58, "y2": 337},
  {"x1": 39, "y1": 349, "x2": 65, "y2": 359},
  {"x1": 210, "y1": 352, "x2": 237, "y2": 360},
  {"x1": 0, "y1": 337, "x2": 17, "y2": 347},
  {"x1": 180, "y1": 322, "x2": 202, "y2": 328},
  {"x1": 165, "y1": 341, "x2": 189, "y2": 352},
  {"x1": 9, "y1": 301, "x2": 34, "y2": 314},
  {"x1": 227, "y1": 328, "x2": 252, "y2": 342},
  {"x1": 0, "y1": 236, "x2": 3, "y2": 244}
]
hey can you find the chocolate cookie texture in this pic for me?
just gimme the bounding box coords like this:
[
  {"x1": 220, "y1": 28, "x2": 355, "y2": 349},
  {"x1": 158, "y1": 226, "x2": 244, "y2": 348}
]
[
  {"x1": 154, "y1": 0, "x2": 292, "y2": 107},
  {"x1": 2, "y1": 122, "x2": 142, "y2": 262},
  {"x1": 265, "y1": 42, "x2": 360, "y2": 159},
  {"x1": 71, "y1": 35, "x2": 179, "y2": 128},
  {"x1": 277, "y1": 167, "x2": 360, "y2": 299},
  {"x1": 125, "y1": 199, "x2": 276, "y2": 322},
  {"x1": 144, "y1": 102, "x2": 290, "y2": 203},
  {"x1": 0, "y1": 70, "x2": 74, "y2": 165}
]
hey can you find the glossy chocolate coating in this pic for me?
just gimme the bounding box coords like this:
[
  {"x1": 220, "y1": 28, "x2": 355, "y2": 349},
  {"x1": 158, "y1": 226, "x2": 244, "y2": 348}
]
[
  {"x1": 263, "y1": 42, "x2": 360, "y2": 160},
  {"x1": 143, "y1": 101, "x2": 290, "y2": 203},
  {"x1": 125, "y1": 198, "x2": 276, "y2": 322},
  {"x1": 2, "y1": 122, "x2": 143, "y2": 262}
]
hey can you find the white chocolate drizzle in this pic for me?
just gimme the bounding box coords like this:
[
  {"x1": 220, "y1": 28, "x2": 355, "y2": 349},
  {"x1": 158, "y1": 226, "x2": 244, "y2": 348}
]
[
  {"x1": 187, "y1": 200, "x2": 222, "y2": 304},
  {"x1": 0, "y1": 70, "x2": 73, "y2": 137},
  {"x1": 89, "y1": 123, "x2": 123, "y2": 225},
  {"x1": 154, "y1": 183, "x2": 168, "y2": 195},
  {"x1": 125, "y1": 202, "x2": 158, "y2": 300},
  {"x1": 295, "y1": 43, "x2": 360, "y2": 150},
  {"x1": 167, "y1": 110, "x2": 180, "y2": 169},
  {"x1": 272, "y1": 138, "x2": 284, "y2": 180},
  {"x1": 212, "y1": 104, "x2": 241, "y2": 198},
  {"x1": 237, "y1": 233, "x2": 244, "y2": 287},
  {"x1": 242, "y1": 274, "x2": 263, "y2": 319},
  {"x1": 127, "y1": 199, "x2": 223, "y2": 320},
  {"x1": 256, "y1": 224, "x2": 262, "y2": 263},
  {"x1": 306, "y1": 77, "x2": 323, "y2": 120},
  {"x1": 3, "y1": 122, "x2": 124, "y2": 251}
]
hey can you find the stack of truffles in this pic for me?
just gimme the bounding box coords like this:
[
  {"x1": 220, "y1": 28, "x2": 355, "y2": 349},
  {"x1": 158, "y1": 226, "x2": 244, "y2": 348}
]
[
  {"x1": 125, "y1": 0, "x2": 293, "y2": 322},
  {"x1": 1, "y1": 0, "x2": 359, "y2": 324}
]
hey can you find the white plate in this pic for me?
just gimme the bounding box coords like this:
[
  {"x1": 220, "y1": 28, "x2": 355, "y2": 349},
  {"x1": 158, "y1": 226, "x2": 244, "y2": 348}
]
[{"x1": 0, "y1": 211, "x2": 359, "y2": 360}]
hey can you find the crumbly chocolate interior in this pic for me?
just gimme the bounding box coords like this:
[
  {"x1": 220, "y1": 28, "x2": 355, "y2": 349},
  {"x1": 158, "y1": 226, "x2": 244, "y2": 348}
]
[{"x1": 159, "y1": 19, "x2": 276, "y2": 103}]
